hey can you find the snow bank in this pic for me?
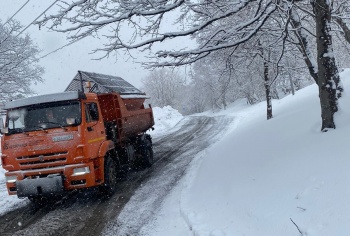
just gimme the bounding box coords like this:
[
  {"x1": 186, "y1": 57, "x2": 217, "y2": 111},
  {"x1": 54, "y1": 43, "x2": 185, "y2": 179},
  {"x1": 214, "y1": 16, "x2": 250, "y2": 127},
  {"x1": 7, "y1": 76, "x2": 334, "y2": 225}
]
[
  {"x1": 148, "y1": 106, "x2": 183, "y2": 137},
  {"x1": 177, "y1": 69, "x2": 350, "y2": 235}
]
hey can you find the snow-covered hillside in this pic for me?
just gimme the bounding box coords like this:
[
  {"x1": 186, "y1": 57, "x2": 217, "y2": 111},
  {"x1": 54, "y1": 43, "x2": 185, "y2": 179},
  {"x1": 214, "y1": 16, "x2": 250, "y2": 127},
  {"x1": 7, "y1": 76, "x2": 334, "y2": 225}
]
[{"x1": 141, "y1": 69, "x2": 350, "y2": 236}]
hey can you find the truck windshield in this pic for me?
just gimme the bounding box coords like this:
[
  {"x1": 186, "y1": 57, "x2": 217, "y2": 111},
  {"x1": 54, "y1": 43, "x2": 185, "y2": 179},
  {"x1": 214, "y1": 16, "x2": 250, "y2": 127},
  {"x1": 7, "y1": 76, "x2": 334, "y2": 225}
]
[{"x1": 6, "y1": 101, "x2": 81, "y2": 134}]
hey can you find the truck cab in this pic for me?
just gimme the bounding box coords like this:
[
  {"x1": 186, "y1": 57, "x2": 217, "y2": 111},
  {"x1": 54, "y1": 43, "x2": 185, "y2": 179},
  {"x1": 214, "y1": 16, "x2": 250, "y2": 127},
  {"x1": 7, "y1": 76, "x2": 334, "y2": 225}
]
[{"x1": 1, "y1": 91, "x2": 110, "y2": 198}]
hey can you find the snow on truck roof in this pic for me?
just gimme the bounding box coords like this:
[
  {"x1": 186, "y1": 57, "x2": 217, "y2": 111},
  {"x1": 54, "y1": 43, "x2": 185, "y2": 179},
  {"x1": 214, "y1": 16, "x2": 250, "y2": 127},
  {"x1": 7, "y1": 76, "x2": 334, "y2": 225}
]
[
  {"x1": 65, "y1": 71, "x2": 148, "y2": 98},
  {"x1": 4, "y1": 91, "x2": 83, "y2": 109}
]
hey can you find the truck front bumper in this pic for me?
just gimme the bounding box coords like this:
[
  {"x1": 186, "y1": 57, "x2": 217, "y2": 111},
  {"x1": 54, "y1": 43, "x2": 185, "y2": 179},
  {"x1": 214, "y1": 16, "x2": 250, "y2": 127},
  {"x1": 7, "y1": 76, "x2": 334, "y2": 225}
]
[
  {"x1": 16, "y1": 175, "x2": 63, "y2": 198},
  {"x1": 5, "y1": 162, "x2": 98, "y2": 196}
]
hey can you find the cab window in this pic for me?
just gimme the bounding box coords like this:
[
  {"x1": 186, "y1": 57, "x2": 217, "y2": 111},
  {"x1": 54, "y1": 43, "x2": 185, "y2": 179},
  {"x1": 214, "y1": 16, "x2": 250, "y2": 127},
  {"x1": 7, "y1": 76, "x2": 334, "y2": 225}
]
[{"x1": 85, "y1": 103, "x2": 99, "y2": 122}]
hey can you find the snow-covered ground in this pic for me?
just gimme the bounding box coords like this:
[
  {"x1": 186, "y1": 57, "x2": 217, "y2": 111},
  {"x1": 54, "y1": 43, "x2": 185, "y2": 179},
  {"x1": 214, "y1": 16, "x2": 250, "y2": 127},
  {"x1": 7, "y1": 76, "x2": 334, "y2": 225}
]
[
  {"x1": 140, "y1": 69, "x2": 350, "y2": 236},
  {"x1": 2, "y1": 68, "x2": 350, "y2": 236}
]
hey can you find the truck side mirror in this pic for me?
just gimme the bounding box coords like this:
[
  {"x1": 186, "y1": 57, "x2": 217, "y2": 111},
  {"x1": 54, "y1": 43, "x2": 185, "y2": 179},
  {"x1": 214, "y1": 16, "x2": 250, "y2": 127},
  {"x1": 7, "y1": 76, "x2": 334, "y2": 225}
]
[
  {"x1": 0, "y1": 118, "x2": 9, "y2": 134},
  {"x1": 0, "y1": 127, "x2": 8, "y2": 134}
]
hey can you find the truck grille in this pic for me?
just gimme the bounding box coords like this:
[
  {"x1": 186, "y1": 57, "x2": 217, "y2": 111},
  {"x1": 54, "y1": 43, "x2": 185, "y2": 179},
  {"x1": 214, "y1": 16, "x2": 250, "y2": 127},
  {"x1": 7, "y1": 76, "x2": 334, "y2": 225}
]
[{"x1": 17, "y1": 152, "x2": 68, "y2": 169}]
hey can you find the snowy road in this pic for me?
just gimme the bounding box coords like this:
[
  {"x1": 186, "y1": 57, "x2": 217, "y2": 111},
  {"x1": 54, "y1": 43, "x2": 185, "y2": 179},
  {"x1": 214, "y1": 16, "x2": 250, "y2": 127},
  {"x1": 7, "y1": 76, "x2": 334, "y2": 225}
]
[{"x1": 0, "y1": 115, "x2": 233, "y2": 236}]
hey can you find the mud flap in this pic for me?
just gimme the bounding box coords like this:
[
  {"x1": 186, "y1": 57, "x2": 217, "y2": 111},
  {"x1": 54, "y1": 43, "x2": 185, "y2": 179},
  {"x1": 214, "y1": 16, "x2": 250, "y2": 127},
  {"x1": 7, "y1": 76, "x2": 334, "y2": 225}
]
[{"x1": 16, "y1": 175, "x2": 64, "y2": 198}]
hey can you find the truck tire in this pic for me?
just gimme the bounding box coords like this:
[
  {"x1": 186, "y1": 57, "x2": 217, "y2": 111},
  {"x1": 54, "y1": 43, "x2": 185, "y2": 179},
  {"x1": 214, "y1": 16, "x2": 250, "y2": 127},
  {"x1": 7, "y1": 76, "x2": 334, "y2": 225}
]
[
  {"x1": 141, "y1": 137, "x2": 154, "y2": 168},
  {"x1": 100, "y1": 156, "x2": 118, "y2": 196}
]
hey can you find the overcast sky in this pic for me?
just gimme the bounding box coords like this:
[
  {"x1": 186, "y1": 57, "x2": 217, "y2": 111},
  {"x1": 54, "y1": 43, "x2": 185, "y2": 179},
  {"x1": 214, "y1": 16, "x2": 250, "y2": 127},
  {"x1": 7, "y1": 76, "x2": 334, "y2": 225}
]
[{"x1": 1, "y1": 1, "x2": 151, "y2": 95}]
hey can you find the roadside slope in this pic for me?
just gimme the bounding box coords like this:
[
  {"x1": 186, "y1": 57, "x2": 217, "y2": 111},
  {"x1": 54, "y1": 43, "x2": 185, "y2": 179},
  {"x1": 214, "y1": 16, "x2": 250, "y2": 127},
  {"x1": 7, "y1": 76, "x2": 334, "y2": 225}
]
[{"x1": 142, "y1": 69, "x2": 350, "y2": 236}]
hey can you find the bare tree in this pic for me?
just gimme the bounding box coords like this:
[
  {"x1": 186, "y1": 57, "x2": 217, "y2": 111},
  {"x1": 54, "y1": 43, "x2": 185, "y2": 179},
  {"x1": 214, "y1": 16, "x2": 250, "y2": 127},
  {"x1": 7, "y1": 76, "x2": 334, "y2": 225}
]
[
  {"x1": 285, "y1": 0, "x2": 345, "y2": 130},
  {"x1": 332, "y1": 0, "x2": 350, "y2": 45},
  {"x1": 184, "y1": 83, "x2": 207, "y2": 114},
  {"x1": 36, "y1": 0, "x2": 346, "y2": 131},
  {"x1": 142, "y1": 68, "x2": 185, "y2": 109},
  {"x1": 36, "y1": 1, "x2": 276, "y2": 65},
  {"x1": 190, "y1": 52, "x2": 236, "y2": 111},
  {"x1": 0, "y1": 20, "x2": 44, "y2": 102}
]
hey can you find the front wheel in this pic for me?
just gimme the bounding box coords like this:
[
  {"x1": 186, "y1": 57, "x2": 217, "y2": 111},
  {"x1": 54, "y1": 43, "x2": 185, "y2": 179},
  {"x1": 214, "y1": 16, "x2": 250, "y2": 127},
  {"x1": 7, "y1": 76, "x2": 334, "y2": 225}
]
[{"x1": 100, "y1": 156, "x2": 118, "y2": 196}]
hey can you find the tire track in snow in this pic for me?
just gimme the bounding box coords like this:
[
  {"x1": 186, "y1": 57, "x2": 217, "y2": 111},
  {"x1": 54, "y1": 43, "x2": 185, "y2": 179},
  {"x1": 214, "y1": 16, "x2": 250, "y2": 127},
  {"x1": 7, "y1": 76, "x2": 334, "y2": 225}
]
[{"x1": 103, "y1": 116, "x2": 234, "y2": 236}]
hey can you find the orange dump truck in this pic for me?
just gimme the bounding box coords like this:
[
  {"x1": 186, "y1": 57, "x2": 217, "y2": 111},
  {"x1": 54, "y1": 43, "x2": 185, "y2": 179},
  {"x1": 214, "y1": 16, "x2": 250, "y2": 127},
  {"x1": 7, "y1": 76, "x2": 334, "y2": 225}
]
[{"x1": 0, "y1": 71, "x2": 154, "y2": 201}]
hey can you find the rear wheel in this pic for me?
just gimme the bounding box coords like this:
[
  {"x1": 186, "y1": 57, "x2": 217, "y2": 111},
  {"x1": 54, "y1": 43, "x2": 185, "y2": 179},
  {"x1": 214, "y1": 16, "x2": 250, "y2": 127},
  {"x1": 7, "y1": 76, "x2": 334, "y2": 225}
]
[
  {"x1": 141, "y1": 137, "x2": 154, "y2": 168},
  {"x1": 100, "y1": 156, "x2": 118, "y2": 196}
]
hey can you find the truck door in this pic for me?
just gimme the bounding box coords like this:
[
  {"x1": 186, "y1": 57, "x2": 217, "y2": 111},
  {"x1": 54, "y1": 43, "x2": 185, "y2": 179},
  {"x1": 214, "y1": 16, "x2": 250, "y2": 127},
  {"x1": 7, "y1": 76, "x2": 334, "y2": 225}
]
[{"x1": 84, "y1": 102, "x2": 105, "y2": 158}]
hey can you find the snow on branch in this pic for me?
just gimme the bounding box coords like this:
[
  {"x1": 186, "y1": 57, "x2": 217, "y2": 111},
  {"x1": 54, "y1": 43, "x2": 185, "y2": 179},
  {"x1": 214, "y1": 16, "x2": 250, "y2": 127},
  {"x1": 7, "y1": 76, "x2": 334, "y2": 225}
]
[
  {"x1": 34, "y1": 0, "x2": 282, "y2": 66},
  {"x1": 0, "y1": 20, "x2": 44, "y2": 101}
]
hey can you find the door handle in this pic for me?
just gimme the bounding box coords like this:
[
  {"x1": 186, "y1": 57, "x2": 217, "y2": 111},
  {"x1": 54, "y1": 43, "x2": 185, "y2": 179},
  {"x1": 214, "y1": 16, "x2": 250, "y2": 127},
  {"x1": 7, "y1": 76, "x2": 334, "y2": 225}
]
[{"x1": 87, "y1": 127, "x2": 93, "y2": 131}]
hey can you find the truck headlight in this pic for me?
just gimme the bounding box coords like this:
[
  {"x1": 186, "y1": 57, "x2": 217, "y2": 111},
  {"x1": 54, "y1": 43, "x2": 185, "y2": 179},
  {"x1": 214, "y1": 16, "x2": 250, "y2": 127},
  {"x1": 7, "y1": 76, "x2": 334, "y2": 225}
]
[
  {"x1": 72, "y1": 167, "x2": 90, "y2": 176},
  {"x1": 6, "y1": 175, "x2": 17, "y2": 183}
]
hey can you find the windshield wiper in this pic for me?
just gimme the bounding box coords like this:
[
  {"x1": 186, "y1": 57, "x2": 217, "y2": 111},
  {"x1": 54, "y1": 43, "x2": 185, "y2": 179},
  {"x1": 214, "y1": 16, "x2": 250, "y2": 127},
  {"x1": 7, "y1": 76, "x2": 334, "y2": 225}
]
[
  {"x1": 25, "y1": 125, "x2": 49, "y2": 133},
  {"x1": 39, "y1": 122, "x2": 68, "y2": 131},
  {"x1": 8, "y1": 128, "x2": 28, "y2": 135}
]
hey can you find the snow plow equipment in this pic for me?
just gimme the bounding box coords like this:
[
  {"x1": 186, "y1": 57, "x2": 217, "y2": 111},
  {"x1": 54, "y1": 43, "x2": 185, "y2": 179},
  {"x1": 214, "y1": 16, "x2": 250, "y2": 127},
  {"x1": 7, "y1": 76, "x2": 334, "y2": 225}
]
[
  {"x1": 0, "y1": 71, "x2": 155, "y2": 200},
  {"x1": 16, "y1": 175, "x2": 64, "y2": 198}
]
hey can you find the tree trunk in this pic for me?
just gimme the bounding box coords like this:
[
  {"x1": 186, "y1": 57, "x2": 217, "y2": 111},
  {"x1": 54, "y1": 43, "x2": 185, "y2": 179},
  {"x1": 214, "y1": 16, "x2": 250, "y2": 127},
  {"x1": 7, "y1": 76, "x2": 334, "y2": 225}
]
[
  {"x1": 264, "y1": 58, "x2": 273, "y2": 120},
  {"x1": 222, "y1": 93, "x2": 227, "y2": 110},
  {"x1": 288, "y1": 72, "x2": 295, "y2": 95},
  {"x1": 289, "y1": 8, "x2": 319, "y2": 85},
  {"x1": 313, "y1": 0, "x2": 343, "y2": 131}
]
